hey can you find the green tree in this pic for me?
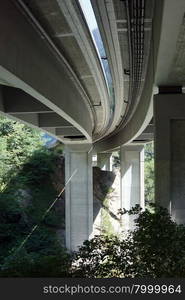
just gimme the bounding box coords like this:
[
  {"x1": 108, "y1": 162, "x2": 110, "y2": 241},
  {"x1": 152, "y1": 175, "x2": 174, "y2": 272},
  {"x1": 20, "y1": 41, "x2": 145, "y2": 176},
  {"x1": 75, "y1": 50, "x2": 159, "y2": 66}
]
[
  {"x1": 71, "y1": 205, "x2": 185, "y2": 278},
  {"x1": 0, "y1": 116, "x2": 43, "y2": 190},
  {"x1": 0, "y1": 116, "x2": 70, "y2": 277}
]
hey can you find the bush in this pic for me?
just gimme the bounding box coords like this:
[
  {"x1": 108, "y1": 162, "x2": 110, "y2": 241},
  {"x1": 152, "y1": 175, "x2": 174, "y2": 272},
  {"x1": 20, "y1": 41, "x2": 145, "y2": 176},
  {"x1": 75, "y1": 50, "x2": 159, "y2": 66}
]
[
  {"x1": 0, "y1": 116, "x2": 69, "y2": 277},
  {"x1": 20, "y1": 150, "x2": 57, "y2": 186},
  {"x1": 0, "y1": 247, "x2": 71, "y2": 277},
  {"x1": 71, "y1": 204, "x2": 185, "y2": 278}
]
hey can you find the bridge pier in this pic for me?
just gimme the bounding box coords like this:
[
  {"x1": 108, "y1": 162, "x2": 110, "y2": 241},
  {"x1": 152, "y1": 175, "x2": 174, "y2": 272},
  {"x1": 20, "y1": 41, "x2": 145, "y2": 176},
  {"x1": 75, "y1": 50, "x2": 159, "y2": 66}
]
[
  {"x1": 120, "y1": 145, "x2": 144, "y2": 231},
  {"x1": 97, "y1": 153, "x2": 112, "y2": 171},
  {"x1": 154, "y1": 93, "x2": 185, "y2": 224},
  {"x1": 64, "y1": 145, "x2": 93, "y2": 251}
]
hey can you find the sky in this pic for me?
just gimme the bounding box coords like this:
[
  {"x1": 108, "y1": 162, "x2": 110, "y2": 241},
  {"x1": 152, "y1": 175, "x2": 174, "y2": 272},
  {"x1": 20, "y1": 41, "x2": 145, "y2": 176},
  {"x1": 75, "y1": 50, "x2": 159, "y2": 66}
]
[
  {"x1": 79, "y1": 0, "x2": 97, "y2": 31},
  {"x1": 78, "y1": 0, "x2": 112, "y2": 96}
]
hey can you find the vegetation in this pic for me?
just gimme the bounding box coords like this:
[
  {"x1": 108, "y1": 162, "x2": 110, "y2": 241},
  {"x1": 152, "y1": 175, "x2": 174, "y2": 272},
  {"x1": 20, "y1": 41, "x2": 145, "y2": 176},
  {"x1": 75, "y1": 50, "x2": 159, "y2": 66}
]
[
  {"x1": 0, "y1": 117, "x2": 184, "y2": 278},
  {"x1": 144, "y1": 142, "x2": 154, "y2": 204},
  {"x1": 0, "y1": 117, "x2": 43, "y2": 191},
  {"x1": 101, "y1": 196, "x2": 114, "y2": 236},
  {"x1": 112, "y1": 151, "x2": 120, "y2": 169},
  {"x1": 71, "y1": 204, "x2": 185, "y2": 278},
  {"x1": 0, "y1": 116, "x2": 70, "y2": 277}
]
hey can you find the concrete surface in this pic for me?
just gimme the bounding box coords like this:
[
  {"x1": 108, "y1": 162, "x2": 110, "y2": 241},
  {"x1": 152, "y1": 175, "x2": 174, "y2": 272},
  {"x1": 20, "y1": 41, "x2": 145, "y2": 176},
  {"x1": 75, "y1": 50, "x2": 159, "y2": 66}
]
[
  {"x1": 120, "y1": 145, "x2": 144, "y2": 231},
  {"x1": 64, "y1": 144, "x2": 93, "y2": 251},
  {"x1": 154, "y1": 93, "x2": 185, "y2": 224}
]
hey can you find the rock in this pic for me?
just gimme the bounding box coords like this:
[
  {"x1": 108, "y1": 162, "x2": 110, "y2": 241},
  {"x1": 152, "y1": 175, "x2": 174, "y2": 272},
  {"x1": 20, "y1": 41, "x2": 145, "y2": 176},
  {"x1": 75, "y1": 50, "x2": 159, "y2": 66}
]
[{"x1": 93, "y1": 167, "x2": 116, "y2": 203}]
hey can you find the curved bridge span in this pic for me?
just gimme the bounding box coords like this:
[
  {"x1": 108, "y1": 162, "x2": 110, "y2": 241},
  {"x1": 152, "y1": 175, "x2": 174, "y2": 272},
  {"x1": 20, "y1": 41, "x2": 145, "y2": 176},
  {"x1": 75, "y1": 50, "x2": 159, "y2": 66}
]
[{"x1": 1, "y1": 0, "x2": 185, "y2": 250}]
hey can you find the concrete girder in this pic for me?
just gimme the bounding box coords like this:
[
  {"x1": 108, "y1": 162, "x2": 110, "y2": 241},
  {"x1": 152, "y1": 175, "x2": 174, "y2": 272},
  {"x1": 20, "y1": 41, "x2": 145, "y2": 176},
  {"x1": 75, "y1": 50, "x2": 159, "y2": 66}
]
[
  {"x1": 40, "y1": 127, "x2": 56, "y2": 136},
  {"x1": 133, "y1": 124, "x2": 154, "y2": 143},
  {"x1": 0, "y1": 0, "x2": 93, "y2": 142},
  {"x1": 95, "y1": 0, "x2": 185, "y2": 151},
  {"x1": 0, "y1": 87, "x2": 83, "y2": 140},
  {"x1": 10, "y1": 112, "x2": 82, "y2": 137},
  {"x1": 55, "y1": 127, "x2": 81, "y2": 136},
  {"x1": 2, "y1": 86, "x2": 52, "y2": 114},
  {"x1": 9, "y1": 113, "x2": 39, "y2": 127},
  {"x1": 40, "y1": 127, "x2": 82, "y2": 137},
  {"x1": 91, "y1": 0, "x2": 125, "y2": 136},
  {"x1": 94, "y1": 0, "x2": 177, "y2": 152},
  {"x1": 38, "y1": 113, "x2": 72, "y2": 128},
  {"x1": 94, "y1": 46, "x2": 154, "y2": 152},
  {"x1": 56, "y1": 0, "x2": 111, "y2": 136},
  {"x1": 0, "y1": 85, "x2": 83, "y2": 139},
  {"x1": 93, "y1": 0, "x2": 157, "y2": 151}
]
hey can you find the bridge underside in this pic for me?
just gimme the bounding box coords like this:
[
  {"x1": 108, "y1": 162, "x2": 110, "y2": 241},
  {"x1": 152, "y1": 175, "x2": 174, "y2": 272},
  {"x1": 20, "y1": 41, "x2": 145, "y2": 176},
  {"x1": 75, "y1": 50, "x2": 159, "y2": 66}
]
[{"x1": 1, "y1": 0, "x2": 185, "y2": 250}]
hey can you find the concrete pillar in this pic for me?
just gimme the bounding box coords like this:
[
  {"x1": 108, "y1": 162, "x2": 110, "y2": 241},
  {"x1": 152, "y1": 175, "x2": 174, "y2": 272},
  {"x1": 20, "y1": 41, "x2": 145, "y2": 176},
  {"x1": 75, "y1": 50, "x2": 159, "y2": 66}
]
[
  {"x1": 110, "y1": 155, "x2": 113, "y2": 171},
  {"x1": 97, "y1": 152, "x2": 111, "y2": 171},
  {"x1": 120, "y1": 145, "x2": 144, "y2": 231},
  {"x1": 154, "y1": 93, "x2": 185, "y2": 224},
  {"x1": 65, "y1": 144, "x2": 93, "y2": 251}
]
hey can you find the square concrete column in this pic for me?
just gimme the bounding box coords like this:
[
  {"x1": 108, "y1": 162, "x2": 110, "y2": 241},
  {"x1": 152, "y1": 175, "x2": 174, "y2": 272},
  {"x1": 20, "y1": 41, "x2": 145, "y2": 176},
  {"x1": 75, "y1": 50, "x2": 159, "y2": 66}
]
[
  {"x1": 154, "y1": 93, "x2": 185, "y2": 224},
  {"x1": 120, "y1": 145, "x2": 144, "y2": 231},
  {"x1": 65, "y1": 144, "x2": 93, "y2": 251},
  {"x1": 97, "y1": 152, "x2": 112, "y2": 171}
]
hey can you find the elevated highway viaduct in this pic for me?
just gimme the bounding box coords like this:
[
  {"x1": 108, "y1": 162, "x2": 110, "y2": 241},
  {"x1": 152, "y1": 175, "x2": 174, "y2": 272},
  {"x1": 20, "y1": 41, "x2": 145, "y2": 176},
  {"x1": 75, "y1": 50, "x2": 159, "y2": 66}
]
[{"x1": 0, "y1": 0, "x2": 185, "y2": 250}]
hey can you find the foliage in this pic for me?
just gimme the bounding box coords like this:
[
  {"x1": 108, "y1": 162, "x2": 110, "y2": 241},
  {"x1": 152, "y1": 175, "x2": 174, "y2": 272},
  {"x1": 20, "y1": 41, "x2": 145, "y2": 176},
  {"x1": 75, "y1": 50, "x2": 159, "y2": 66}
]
[
  {"x1": 71, "y1": 204, "x2": 185, "y2": 278},
  {"x1": 112, "y1": 151, "x2": 120, "y2": 168},
  {"x1": 0, "y1": 192, "x2": 28, "y2": 262},
  {"x1": 19, "y1": 150, "x2": 58, "y2": 186},
  {"x1": 144, "y1": 142, "x2": 154, "y2": 203},
  {"x1": 71, "y1": 235, "x2": 122, "y2": 278},
  {"x1": 0, "y1": 116, "x2": 43, "y2": 189},
  {"x1": 0, "y1": 247, "x2": 71, "y2": 277},
  {"x1": 101, "y1": 197, "x2": 114, "y2": 236},
  {"x1": 0, "y1": 116, "x2": 69, "y2": 277},
  {"x1": 2, "y1": 116, "x2": 182, "y2": 278}
]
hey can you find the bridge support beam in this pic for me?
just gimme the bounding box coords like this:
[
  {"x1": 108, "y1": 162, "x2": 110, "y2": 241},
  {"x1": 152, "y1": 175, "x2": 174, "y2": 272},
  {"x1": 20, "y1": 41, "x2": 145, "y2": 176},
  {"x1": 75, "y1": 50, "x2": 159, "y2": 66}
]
[
  {"x1": 65, "y1": 145, "x2": 93, "y2": 251},
  {"x1": 97, "y1": 153, "x2": 112, "y2": 171},
  {"x1": 120, "y1": 145, "x2": 144, "y2": 231},
  {"x1": 154, "y1": 93, "x2": 185, "y2": 224}
]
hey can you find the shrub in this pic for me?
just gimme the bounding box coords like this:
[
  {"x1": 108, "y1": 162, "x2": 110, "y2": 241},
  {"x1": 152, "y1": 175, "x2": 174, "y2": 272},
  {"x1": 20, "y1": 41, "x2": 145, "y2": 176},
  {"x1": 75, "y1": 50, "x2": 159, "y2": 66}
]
[
  {"x1": 71, "y1": 204, "x2": 185, "y2": 278},
  {"x1": 0, "y1": 247, "x2": 71, "y2": 277}
]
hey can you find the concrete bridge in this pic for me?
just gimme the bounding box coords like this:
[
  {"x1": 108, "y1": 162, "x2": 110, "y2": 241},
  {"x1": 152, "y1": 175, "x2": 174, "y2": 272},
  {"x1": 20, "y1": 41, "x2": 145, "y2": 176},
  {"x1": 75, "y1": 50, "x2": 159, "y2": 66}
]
[{"x1": 0, "y1": 0, "x2": 185, "y2": 250}]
